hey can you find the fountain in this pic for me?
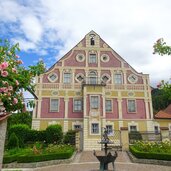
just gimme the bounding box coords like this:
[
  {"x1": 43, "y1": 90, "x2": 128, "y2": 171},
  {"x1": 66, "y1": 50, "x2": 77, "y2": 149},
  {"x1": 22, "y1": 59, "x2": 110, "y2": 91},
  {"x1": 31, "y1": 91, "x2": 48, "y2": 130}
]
[{"x1": 93, "y1": 128, "x2": 118, "y2": 171}]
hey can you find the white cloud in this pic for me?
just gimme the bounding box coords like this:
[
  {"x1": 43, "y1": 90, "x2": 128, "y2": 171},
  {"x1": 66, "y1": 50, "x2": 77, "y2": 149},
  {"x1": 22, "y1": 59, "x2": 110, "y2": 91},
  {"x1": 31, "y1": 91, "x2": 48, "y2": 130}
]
[{"x1": 0, "y1": 0, "x2": 171, "y2": 87}]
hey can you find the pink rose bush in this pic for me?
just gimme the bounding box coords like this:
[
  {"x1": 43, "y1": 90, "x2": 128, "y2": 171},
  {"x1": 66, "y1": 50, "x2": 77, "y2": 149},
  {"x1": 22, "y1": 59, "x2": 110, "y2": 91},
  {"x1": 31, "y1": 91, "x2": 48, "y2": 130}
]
[{"x1": 0, "y1": 39, "x2": 45, "y2": 113}]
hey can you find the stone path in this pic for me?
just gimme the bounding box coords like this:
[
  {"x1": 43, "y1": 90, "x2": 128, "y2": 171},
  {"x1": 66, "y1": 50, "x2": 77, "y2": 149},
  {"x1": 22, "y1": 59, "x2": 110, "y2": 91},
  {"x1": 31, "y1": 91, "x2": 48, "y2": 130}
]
[{"x1": 2, "y1": 151, "x2": 171, "y2": 171}]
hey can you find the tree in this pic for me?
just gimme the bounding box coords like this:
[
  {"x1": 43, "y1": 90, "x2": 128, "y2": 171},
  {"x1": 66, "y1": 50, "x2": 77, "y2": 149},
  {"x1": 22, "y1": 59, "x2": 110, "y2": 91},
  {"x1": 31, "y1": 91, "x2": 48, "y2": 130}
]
[
  {"x1": 0, "y1": 39, "x2": 45, "y2": 113},
  {"x1": 153, "y1": 38, "x2": 171, "y2": 55},
  {"x1": 153, "y1": 38, "x2": 171, "y2": 106}
]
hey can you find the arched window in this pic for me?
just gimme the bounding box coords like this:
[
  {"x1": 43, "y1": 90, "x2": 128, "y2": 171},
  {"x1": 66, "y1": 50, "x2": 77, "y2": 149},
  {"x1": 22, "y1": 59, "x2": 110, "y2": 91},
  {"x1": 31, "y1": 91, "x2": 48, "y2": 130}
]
[{"x1": 90, "y1": 37, "x2": 95, "y2": 45}]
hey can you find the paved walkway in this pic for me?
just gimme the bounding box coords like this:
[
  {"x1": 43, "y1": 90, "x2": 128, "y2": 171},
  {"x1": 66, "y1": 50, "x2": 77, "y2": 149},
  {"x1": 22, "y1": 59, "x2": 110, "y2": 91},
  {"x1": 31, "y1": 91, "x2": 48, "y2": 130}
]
[{"x1": 2, "y1": 151, "x2": 171, "y2": 171}]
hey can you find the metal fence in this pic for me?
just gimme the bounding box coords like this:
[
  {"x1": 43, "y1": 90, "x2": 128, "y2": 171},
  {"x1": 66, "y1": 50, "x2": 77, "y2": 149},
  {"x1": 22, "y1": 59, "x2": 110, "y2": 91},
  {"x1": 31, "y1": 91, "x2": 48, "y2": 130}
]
[{"x1": 129, "y1": 131, "x2": 162, "y2": 144}]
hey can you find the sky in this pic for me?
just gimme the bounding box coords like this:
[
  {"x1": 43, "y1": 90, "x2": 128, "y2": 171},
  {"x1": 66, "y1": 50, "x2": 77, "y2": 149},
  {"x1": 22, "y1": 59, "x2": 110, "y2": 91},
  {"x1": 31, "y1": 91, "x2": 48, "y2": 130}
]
[{"x1": 0, "y1": 0, "x2": 171, "y2": 88}]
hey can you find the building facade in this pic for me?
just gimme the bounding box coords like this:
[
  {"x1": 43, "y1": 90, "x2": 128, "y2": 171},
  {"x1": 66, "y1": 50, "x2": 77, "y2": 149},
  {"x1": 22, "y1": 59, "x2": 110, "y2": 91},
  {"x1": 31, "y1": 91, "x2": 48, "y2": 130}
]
[{"x1": 32, "y1": 31, "x2": 157, "y2": 150}]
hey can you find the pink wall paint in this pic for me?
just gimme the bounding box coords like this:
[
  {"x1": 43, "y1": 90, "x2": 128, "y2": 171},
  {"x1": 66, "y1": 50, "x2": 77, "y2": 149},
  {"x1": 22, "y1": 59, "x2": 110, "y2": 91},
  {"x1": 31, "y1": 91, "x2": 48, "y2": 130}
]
[
  {"x1": 100, "y1": 51, "x2": 121, "y2": 67},
  {"x1": 122, "y1": 99, "x2": 146, "y2": 119},
  {"x1": 106, "y1": 99, "x2": 119, "y2": 119},
  {"x1": 126, "y1": 70, "x2": 143, "y2": 84},
  {"x1": 41, "y1": 98, "x2": 65, "y2": 118},
  {"x1": 64, "y1": 50, "x2": 86, "y2": 67},
  {"x1": 42, "y1": 69, "x2": 60, "y2": 83},
  {"x1": 68, "y1": 98, "x2": 83, "y2": 118}
]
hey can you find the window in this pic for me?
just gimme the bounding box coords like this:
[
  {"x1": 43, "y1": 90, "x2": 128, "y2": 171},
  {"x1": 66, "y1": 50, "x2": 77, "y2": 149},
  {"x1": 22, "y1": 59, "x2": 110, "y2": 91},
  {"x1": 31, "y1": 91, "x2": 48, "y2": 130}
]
[
  {"x1": 64, "y1": 73, "x2": 71, "y2": 83},
  {"x1": 74, "y1": 99, "x2": 82, "y2": 112},
  {"x1": 90, "y1": 37, "x2": 95, "y2": 45},
  {"x1": 114, "y1": 73, "x2": 122, "y2": 84},
  {"x1": 89, "y1": 54, "x2": 97, "y2": 63},
  {"x1": 76, "y1": 54, "x2": 85, "y2": 62},
  {"x1": 90, "y1": 96, "x2": 99, "y2": 109},
  {"x1": 130, "y1": 125, "x2": 137, "y2": 132},
  {"x1": 128, "y1": 100, "x2": 136, "y2": 113},
  {"x1": 48, "y1": 73, "x2": 58, "y2": 82},
  {"x1": 50, "y1": 99, "x2": 59, "y2": 112},
  {"x1": 91, "y1": 123, "x2": 99, "y2": 134},
  {"x1": 101, "y1": 54, "x2": 109, "y2": 62},
  {"x1": 74, "y1": 125, "x2": 81, "y2": 130},
  {"x1": 89, "y1": 71, "x2": 97, "y2": 84},
  {"x1": 105, "y1": 100, "x2": 112, "y2": 112},
  {"x1": 106, "y1": 125, "x2": 113, "y2": 135},
  {"x1": 75, "y1": 73, "x2": 84, "y2": 83},
  {"x1": 154, "y1": 126, "x2": 159, "y2": 134}
]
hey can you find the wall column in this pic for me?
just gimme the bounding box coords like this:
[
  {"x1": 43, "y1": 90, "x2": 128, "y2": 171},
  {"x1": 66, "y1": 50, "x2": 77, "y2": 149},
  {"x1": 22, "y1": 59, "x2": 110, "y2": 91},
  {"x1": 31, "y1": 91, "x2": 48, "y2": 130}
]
[
  {"x1": 117, "y1": 98, "x2": 123, "y2": 119},
  {"x1": 64, "y1": 98, "x2": 69, "y2": 118},
  {"x1": 0, "y1": 118, "x2": 7, "y2": 170},
  {"x1": 37, "y1": 98, "x2": 42, "y2": 118},
  {"x1": 120, "y1": 127, "x2": 129, "y2": 151}
]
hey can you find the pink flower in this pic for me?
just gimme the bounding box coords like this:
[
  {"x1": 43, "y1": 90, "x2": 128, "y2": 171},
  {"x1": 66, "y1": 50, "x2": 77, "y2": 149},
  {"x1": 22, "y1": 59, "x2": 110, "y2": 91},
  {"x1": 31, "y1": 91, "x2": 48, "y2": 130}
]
[
  {"x1": 2, "y1": 81, "x2": 9, "y2": 86},
  {"x1": 15, "y1": 55, "x2": 19, "y2": 58},
  {"x1": 13, "y1": 98, "x2": 18, "y2": 104},
  {"x1": 1, "y1": 70, "x2": 8, "y2": 77},
  {"x1": 0, "y1": 87, "x2": 8, "y2": 93},
  {"x1": 12, "y1": 68, "x2": 17, "y2": 73},
  {"x1": 8, "y1": 86, "x2": 13, "y2": 91},
  {"x1": 15, "y1": 80, "x2": 19, "y2": 86},
  {"x1": 0, "y1": 62, "x2": 9, "y2": 70}
]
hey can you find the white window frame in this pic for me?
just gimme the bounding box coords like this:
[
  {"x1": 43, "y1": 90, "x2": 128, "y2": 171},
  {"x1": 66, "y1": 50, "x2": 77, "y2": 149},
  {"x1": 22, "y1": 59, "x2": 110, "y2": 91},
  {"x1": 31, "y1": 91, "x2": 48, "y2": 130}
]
[
  {"x1": 73, "y1": 99, "x2": 82, "y2": 112},
  {"x1": 106, "y1": 125, "x2": 113, "y2": 135},
  {"x1": 105, "y1": 99, "x2": 112, "y2": 112},
  {"x1": 127, "y1": 99, "x2": 136, "y2": 113},
  {"x1": 50, "y1": 98, "x2": 59, "y2": 112},
  {"x1": 74, "y1": 124, "x2": 81, "y2": 130},
  {"x1": 128, "y1": 122, "x2": 139, "y2": 132},
  {"x1": 63, "y1": 73, "x2": 72, "y2": 83},
  {"x1": 130, "y1": 125, "x2": 137, "y2": 132},
  {"x1": 48, "y1": 73, "x2": 58, "y2": 82},
  {"x1": 91, "y1": 123, "x2": 99, "y2": 134},
  {"x1": 90, "y1": 95, "x2": 99, "y2": 110},
  {"x1": 114, "y1": 73, "x2": 123, "y2": 84},
  {"x1": 89, "y1": 54, "x2": 97, "y2": 63}
]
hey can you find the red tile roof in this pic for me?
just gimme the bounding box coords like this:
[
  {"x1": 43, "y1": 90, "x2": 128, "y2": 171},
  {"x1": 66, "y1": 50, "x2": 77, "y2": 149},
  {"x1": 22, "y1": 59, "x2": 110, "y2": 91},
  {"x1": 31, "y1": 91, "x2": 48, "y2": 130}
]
[{"x1": 155, "y1": 104, "x2": 171, "y2": 119}]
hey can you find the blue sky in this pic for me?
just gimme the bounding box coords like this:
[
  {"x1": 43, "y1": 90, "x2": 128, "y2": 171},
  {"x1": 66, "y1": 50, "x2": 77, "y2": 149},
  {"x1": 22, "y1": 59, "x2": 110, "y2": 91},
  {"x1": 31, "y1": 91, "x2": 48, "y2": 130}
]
[{"x1": 0, "y1": 0, "x2": 171, "y2": 87}]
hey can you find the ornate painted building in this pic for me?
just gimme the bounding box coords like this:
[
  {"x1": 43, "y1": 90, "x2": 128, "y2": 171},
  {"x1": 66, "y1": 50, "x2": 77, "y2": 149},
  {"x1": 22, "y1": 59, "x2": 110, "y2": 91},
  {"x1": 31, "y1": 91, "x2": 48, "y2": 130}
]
[{"x1": 32, "y1": 31, "x2": 157, "y2": 150}]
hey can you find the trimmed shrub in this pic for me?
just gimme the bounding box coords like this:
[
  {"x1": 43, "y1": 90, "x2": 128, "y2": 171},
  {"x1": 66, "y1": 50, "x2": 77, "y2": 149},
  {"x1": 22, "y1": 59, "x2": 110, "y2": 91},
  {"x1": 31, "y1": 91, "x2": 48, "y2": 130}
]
[
  {"x1": 130, "y1": 145, "x2": 171, "y2": 161},
  {"x1": 17, "y1": 151, "x2": 74, "y2": 163},
  {"x1": 45, "y1": 124, "x2": 63, "y2": 144},
  {"x1": 7, "y1": 133, "x2": 19, "y2": 149},
  {"x1": 63, "y1": 130, "x2": 76, "y2": 145},
  {"x1": 8, "y1": 124, "x2": 30, "y2": 145},
  {"x1": 3, "y1": 154, "x2": 18, "y2": 164}
]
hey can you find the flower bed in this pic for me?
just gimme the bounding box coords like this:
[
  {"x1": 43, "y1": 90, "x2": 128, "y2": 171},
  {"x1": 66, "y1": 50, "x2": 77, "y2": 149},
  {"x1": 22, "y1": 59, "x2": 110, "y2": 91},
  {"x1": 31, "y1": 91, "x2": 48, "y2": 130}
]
[
  {"x1": 130, "y1": 140, "x2": 171, "y2": 161},
  {"x1": 3, "y1": 144, "x2": 75, "y2": 164}
]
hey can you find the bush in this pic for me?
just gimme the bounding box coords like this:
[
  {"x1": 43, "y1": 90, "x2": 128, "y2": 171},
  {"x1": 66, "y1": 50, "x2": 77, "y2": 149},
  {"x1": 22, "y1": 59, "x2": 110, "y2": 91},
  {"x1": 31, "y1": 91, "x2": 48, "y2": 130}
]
[
  {"x1": 3, "y1": 154, "x2": 18, "y2": 164},
  {"x1": 8, "y1": 124, "x2": 30, "y2": 145},
  {"x1": 7, "y1": 112, "x2": 32, "y2": 130},
  {"x1": 130, "y1": 145, "x2": 171, "y2": 161},
  {"x1": 7, "y1": 133, "x2": 19, "y2": 149},
  {"x1": 45, "y1": 124, "x2": 63, "y2": 144},
  {"x1": 17, "y1": 151, "x2": 74, "y2": 163},
  {"x1": 63, "y1": 130, "x2": 76, "y2": 145}
]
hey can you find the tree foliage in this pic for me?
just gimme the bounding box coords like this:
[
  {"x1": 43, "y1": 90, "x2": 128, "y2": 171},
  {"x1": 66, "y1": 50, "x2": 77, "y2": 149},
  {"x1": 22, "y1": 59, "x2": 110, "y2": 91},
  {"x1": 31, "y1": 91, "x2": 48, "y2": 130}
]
[
  {"x1": 153, "y1": 38, "x2": 171, "y2": 107},
  {"x1": 0, "y1": 39, "x2": 45, "y2": 113},
  {"x1": 153, "y1": 38, "x2": 171, "y2": 55}
]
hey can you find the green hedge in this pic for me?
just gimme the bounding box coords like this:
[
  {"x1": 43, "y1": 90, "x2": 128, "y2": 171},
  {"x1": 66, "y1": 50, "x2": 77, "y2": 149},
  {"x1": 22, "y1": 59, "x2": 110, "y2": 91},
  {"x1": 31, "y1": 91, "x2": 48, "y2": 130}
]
[
  {"x1": 130, "y1": 145, "x2": 171, "y2": 161},
  {"x1": 3, "y1": 150, "x2": 74, "y2": 164},
  {"x1": 17, "y1": 151, "x2": 74, "y2": 163},
  {"x1": 3, "y1": 154, "x2": 18, "y2": 164}
]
